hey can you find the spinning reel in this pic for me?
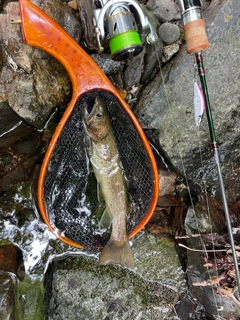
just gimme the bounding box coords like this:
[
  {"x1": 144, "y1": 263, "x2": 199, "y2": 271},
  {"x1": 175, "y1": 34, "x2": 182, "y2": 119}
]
[{"x1": 93, "y1": 0, "x2": 157, "y2": 60}]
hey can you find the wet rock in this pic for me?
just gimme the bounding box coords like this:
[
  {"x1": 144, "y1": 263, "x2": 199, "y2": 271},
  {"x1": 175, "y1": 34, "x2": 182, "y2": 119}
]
[
  {"x1": 0, "y1": 1, "x2": 76, "y2": 128},
  {"x1": 0, "y1": 244, "x2": 25, "y2": 320},
  {"x1": 185, "y1": 234, "x2": 240, "y2": 319},
  {"x1": 41, "y1": 0, "x2": 82, "y2": 42},
  {"x1": 158, "y1": 22, "x2": 180, "y2": 45},
  {"x1": 161, "y1": 40, "x2": 181, "y2": 63},
  {"x1": 158, "y1": 168, "x2": 177, "y2": 196},
  {"x1": 135, "y1": 0, "x2": 240, "y2": 203},
  {"x1": 123, "y1": 49, "x2": 145, "y2": 92},
  {"x1": 91, "y1": 53, "x2": 123, "y2": 77},
  {"x1": 0, "y1": 243, "x2": 25, "y2": 281},
  {"x1": 180, "y1": 192, "x2": 240, "y2": 319},
  {"x1": 146, "y1": 0, "x2": 181, "y2": 22},
  {"x1": 77, "y1": 0, "x2": 96, "y2": 51},
  {"x1": 185, "y1": 194, "x2": 226, "y2": 235},
  {"x1": 0, "y1": 101, "x2": 24, "y2": 147},
  {"x1": 44, "y1": 231, "x2": 185, "y2": 319},
  {"x1": 175, "y1": 290, "x2": 215, "y2": 320},
  {"x1": 0, "y1": 127, "x2": 42, "y2": 193},
  {"x1": 140, "y1": 37, "x2": 164, "y2": 84},
  {"x1": 0, "y1": 271, "x2": 16, "y2": 320}
]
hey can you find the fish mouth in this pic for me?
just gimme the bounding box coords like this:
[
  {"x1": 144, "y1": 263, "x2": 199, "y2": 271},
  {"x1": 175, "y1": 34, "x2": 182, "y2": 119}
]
[{"x1": 82, "y1": 100, "x2": 96, "y2": 125}]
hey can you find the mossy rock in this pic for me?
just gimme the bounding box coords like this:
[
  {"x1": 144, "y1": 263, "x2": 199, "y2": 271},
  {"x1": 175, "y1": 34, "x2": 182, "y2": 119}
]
[{"x1": 44, "y1": 232, "x2": 185, "y2": 319}]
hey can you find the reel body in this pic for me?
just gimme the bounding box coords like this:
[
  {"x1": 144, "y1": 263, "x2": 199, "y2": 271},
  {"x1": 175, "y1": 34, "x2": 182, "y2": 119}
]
[
  {"x1": 93, "y1": 0, "x2": 157, "y2": 60},
  {"x1": 19, "y1": 0, "x2": 159, "y2": 251}
]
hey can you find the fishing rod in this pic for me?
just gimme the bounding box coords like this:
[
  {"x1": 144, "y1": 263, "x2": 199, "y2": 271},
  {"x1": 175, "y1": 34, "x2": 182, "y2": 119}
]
[
  {"x1": 93, "y1": 0, "x2": 157, "y2": 60},
  {"x1": 177, "y1": 0, "x2": 240, "y2": 299}
]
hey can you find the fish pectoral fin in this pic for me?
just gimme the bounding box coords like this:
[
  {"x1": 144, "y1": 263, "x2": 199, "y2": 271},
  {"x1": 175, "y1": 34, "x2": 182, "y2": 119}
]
[
  {"x1": 84, "y1": 135, "x2": 91, "y2": 155},
  {"x1": 98, "y1": 239, "x2": 135, "y2": 269},
  {"x1": 99, "y1": 208, "x2": 112, "y2": 229},
  {"x1": 97, "y1": 182, "x2": 104, "y2": 202}
]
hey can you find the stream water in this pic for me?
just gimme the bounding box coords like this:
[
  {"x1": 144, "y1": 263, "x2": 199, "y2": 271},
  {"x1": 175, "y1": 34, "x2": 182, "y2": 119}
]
[
  {"x1": 0, "y1": 183, "x2": 82, "y2": 319},
  {"x1": 0, "y1": 108, "x2": 85, "y2": 319}
]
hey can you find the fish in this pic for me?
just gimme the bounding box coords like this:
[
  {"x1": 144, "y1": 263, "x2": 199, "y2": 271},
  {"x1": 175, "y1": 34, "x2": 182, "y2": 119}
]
[{"x1": 82, "y1": 95, "x2": 135, "y2": 269}]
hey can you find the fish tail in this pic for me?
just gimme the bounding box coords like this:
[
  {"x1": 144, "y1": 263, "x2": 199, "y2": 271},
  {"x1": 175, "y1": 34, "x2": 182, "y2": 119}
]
[{"x1": 98, "y1": 238, "x2": 135, "y2": 269}]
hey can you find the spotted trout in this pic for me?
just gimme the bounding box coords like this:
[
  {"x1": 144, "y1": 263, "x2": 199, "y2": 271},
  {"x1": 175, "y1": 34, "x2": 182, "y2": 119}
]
[{"x1": 82, "y1": 95, "x2": 135, "y2": 269}]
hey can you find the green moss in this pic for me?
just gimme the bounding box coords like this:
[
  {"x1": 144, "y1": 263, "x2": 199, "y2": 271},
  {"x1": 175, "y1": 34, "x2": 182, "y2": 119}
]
[
  {"x1": 16, "y1": 275, "x2": 45, "y2": 320},
  {"x1": 180, "y1": 31, "x2": 185, "y2": 41}
]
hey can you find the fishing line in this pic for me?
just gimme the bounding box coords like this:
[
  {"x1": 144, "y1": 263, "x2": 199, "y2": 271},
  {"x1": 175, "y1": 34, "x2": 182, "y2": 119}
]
[
  {"x1": 178, "y1": 243, "x2": 228, "y2": 253},
  {"x1": 194, "y1": 63, "x2": 220, "y2": 276},
  {"x1": 176, "y1": 0, "x2": 240, "y2": 305},
  {"x1": 153, "y1": 43, "x2": 222, "y2": 317}
]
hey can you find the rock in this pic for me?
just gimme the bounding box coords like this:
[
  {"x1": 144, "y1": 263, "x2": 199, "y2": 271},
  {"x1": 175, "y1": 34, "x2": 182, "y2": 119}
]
[
  {"x1": 0, "y1": 244, "x2": 25, "y2": 281},
  {"x1": 161, "y1": 40, "x2": 181, "y2": 63},
  {"x1": 185, "y1": 234, "x2": 240, "y2": 319},
  {"x1": 185, "y1": 194, "x2": 226, "y2": 235},
  {"x1": 91, "y1": 53, "x2": 123, "y2": 76},
  {"x1": 123, "y1": 7, "x2": 163, "y2": 90},
  {"x1": 123, "y1": 49, "x2": 145, "y2": 91},
  {"x1": 0, "y1": 126, "x2": 42, "y2": 193},
  {"x1": 158, "y1": 168, "x2": 177, "y2": 196},
  {"x1": 158, "y1": 22, "x2": 180, "y2": 45},
  {"x1": 0, "y1": 271, "x2": 16, "y2": 320},
  {"x1": 0, "y1": 102, "x2": 24, "y2": 147},
  {"x1": 40, "y1": 0, "x2": 83, "y2": 42},
  {"x1": 77, "y1": 0, "x2": 97, "y2": 51},
  {"x1": 146, "y1": 0, "x2": 181, "y2": 22},
  {"x1": 44, "y1": 231, "x2": 185, "y2": 319},
  {"x1": 135, "y1": 0, "x2": 240, "y2": 203},
  {"x1": 141, "y1": 37, "x2": 164, "y2": 84},
  {"x1": 0, "y1": 0, "x2": 79, "y2": 128},
  {"x1": 181, "y1": 192, "x2": 240, "y2": 319}
]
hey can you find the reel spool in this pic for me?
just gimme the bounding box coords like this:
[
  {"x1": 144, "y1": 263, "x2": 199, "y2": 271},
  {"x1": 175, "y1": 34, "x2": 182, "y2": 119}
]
[
  {"x1": 178, "y1": 0, "x2": 209, "y2": 54},
  {"x1": 19, "y1": 0, "x2": 159, "y2": 252},
  {"x1": 93, "y1": 0, "x2": 157, "y2": 60}
]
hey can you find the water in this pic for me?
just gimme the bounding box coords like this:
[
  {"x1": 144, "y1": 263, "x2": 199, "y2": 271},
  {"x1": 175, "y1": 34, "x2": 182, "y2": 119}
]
[
  {"x1": 0, "y1": 109, "x2": 84, "y2": 319},
  {"x1": 0, "y1": 186, "x2": 82, "y2": 319}
]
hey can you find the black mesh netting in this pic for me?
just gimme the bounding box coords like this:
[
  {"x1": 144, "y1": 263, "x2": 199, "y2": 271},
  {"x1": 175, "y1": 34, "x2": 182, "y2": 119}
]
[{"x1": 43, "y1": 90, "x2": 155, "y2": 252}]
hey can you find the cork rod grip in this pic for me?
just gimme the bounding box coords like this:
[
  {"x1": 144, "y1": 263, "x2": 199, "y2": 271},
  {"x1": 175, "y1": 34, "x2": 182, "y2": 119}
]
[{"x1": 184, "y1": 19, "x2": 209, "y2": 54}]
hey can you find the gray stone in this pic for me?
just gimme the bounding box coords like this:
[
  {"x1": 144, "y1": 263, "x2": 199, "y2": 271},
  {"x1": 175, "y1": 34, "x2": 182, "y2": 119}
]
[
  {"x1": 0, "y1": 0, "x2": 79, "y2": 128},
  {"x1": 123, "y1": 48, "x2": 145, "y2": 92},
  {"x1": 91, "y1": 53, "x2": 123, "y2": 76},
  {"x1": 77, "y1": 0, "x2": 97, "y2": 50},
  {"x1": 146, "y1": 0, "x2": 181, "y2": 22},
  {"x1": 44, "y1": 231, "x2": 186, "y2": 319},
  {"x1": 161, "y1": 41, "x2": 181, "y2": 63},
  {"x1": 0, "y1": 271, "x2": 16, "y2": 320},
  {"x1": 185, "y1": 231, "x2": 240, "y2": 319},
  {"x1": 158, "y1": 22, "x2": 180, "y2": 45},
  {"x1": 141, "y1": 36, "x2": 164, "y2": 84}
]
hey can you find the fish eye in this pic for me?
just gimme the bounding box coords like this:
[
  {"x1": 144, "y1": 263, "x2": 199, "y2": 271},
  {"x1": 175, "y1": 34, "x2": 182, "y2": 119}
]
[{"x1": 96, "y1": 112, "x2": 103, "y2": 118}]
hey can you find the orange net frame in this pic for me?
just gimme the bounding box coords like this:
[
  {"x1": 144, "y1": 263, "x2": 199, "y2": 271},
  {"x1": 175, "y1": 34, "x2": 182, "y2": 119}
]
[{"x1": 19, "y1": 0, "x2": 159, "y2": 251}]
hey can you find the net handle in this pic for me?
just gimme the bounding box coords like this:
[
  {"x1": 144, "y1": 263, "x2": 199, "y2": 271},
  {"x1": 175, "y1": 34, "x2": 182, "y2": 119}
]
[{"x1": 18, "y1": 0, "x2": 159, "y2": 247}]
